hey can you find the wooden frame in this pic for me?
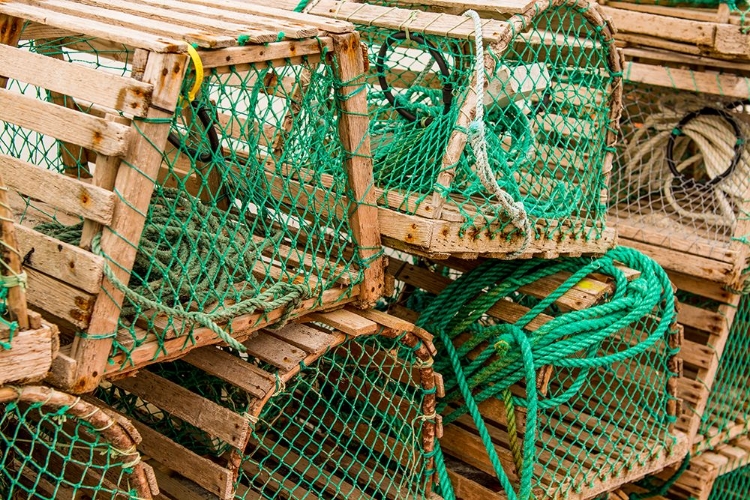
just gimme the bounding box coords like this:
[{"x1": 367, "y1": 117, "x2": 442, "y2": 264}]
[
  {"x1": 269, "y1": 0, "x2": 622, "y2": 260},
  {"x1": 384, "y1": 256, "x2": 689, "y2": 499},
  {"x1": 609, "y1": 50, "x2": 750, "y2": 290},
  {"x1": 599, "y1": 0, "x2": 750, "y2": 62},
  {"x1": 89, "y1": 308, "x2": 440, "y2": 500},
  {"x1": 0, "y1": 384, "x2": 157, "y2": 499},
  {"x1": 0, "y1": 1, "x2": 383, "y2": 393}
]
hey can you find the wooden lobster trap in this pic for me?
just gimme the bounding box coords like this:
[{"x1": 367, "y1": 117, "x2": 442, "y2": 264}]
[
  {"x1": 597, "y1": 0, "x2": 750, "y2": 62},
  {"x1": 0, "y1": 384, "x2": 157, "y2": 499},
  {"x1": 384, "y1": 247, "x2": 689, "y2": 499},
  {"x1": 608, "y1": 51, "x2": 750, "y2": 291},
  {"x1": 90, "y1": 308, "x2": 441, "y2": 500},
  {"x1": 269, "y1": 0, "x2": 622, "y2": 259},
  {"x1": 0, "y1": 0, "x2": 383, "y2": 394}
]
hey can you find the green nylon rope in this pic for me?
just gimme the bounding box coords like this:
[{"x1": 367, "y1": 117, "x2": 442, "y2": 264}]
[
  {"x1": 414, "y1": 246, "x2": 677, "y2": 500},
  {"x1": 36, "y1": 188, "x2": 308, "y2": 352}
]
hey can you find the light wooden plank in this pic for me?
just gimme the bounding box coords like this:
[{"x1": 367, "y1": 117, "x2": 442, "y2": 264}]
[
  {"x1": 624, "y1": 61, "x2": 750, "y2": 99},
  {"x1": 242, "y1": 332, "x2": 307, "y2": 371},
  {"x1": 0, "y1": 87, "x2": 131, "y2": 157},
  {"x1": 600, "y1": 6, "x2": 716, "y2": 46},
  {"x1": 0, "y1": 2, "x2": 185, "y2": 53},
  {"x1": 15, "y1": 224, "x2": 104, "y2": 294},
  {"x1": 199, "y1": 38, "x2": 332, "y2": 69},
  {"x1": 181, "y1": 346, "x2": 275, "y2": 399},
  {"x1": 0, "y1": 155, "x2": 116, "y2": 224},
  {"x1": 113, "y1": 370, "x2": 250, "y2": 450},
  {"x1": 26, "y1": 267, "x2": 96, "y2": 329},
  {"x1": 262, "y1": 322, "x2": 335, "y2": 354},
  {"x1": 0, "y1": 43, "x2": 152, "y2": 116},
  {"x1": 191, "y1": 0, "x2": 353, "y2": 33},
  {"x1": 307, "y1": 308, "x2": 379, "y2": 336}
]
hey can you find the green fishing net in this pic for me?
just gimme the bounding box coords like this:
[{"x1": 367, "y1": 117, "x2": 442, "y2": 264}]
[
  {"x1": 0, "y1": 385, "x2": 151, "y2": 499},
  {"x1": 699, "y1": 293, "x2": 750, "y2": 447},
  {"x1": 96, "y1": 330, "x2": 438, "y2": 499},
  {"x1": 709, "y1": 463, "x2": 750, "y2": 500},
  {"x1": 2, "y1": 31, "x2": 368, "y2": 369},
  {"x1": 351, "y1": 0, "x2": 620, "y2": 247},
  {"x1": 386, "y1": 246, "x2": 682, "y2": 500}
]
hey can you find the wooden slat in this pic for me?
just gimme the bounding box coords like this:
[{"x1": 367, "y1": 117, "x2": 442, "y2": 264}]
[
  {"x1": 117, "y1": 0, "x2": 321, "y2": 40},
  {"x1": 278, "y1": 0, "x2": 509, "y2": 43},
  {"x1": 0, "y1": 2, "x2": 185, "y2": 53},
  {"x1": 19, "y1": 0, "x2": 242, "y2": 48},
  {"x1": 26, "y1": 267, "x2": 96, "y2": 329},
  {"x1": 113, "y1": 369, "x2": 250, "y2": 450},
  {"x1": 0, "y1": 87, "x2": 131, "y2": 157},
  {"x1": 15, "y1": 224, "x2": 104, "y2": 294},
  {"x1": 307, "y1": 308, "x2": 379, "y2": 336},
  {"x1": 387, "y1": 0, "x2": 532, "y2": 14},
  {"x1": 199, "y1": 38, "x2": 332, "y2": 69},
  {"x1": 0, "y1": 324, "x2": 55, "y2": 385},
  {"x1": 262, "y1": 322, "x2": 335, "y2": 354},
  {"x1": 624, "y1": 61, "x2": 750, "y2": 99},
  {"x1": 242, "y1": 331, "x2": 308, "y2": 372},
  {"x1": 1, "y1": 155, "x2": 116, "y2": 225},
  {"x1": 181, "y1": 346, "x2": 275, "y2": 399},
  {"x1": 0, "y1": 43, "x2": 152, "y2": 116}
]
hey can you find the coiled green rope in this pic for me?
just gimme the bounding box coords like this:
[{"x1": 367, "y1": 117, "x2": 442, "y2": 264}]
[{"x1": 415, "y1": 246, "x2": 677, "y2": 500}]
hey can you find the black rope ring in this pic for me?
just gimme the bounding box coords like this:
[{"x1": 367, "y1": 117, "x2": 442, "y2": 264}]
[
  {"x1": 375, "y1": 31, "x2": 453, "y2": 126},
  {"x1": 666, "y1": 106, "x2": 744, "y2": 187},
  {"x1": 168, "y1": 99, "x2": 222, "y2": 163}
]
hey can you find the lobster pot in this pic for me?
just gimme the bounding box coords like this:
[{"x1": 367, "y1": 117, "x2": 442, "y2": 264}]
[
  {"x1": 0, "y1": 1, "x2": 381, "y2": 393},
  {"x1": 386, "y1": 246, "x2": 689, "y2": 499},
  {"x1": 94, "y1": 309, "x2": 440, "y2": 500},
  {"x1": 609, "y1": 73, "x2": 750, "y2": 289},
  {"x1": 278, "y1": 0, "x2": 621, "y2": 259},
  {"x1": 0, "y1": 385, "x2": 155, "y2": 499}
]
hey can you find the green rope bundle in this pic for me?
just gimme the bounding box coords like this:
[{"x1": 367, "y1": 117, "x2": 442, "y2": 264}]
[{"x1": 410, "y1": 246, "x2": 679, "y2": 500}]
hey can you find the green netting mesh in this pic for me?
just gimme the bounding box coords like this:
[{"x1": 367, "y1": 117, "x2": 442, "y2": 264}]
[
  {"x1": 0, "y1": 385, "x2": 151, "y2": 499},
  {"x1": 709, "y1": 464, "x2": 750, "y2": 500},
  {"x1": 350, "y1": 0, "x2": 620, "y2": 248},
  {"x1": 610, "y1": 83, "x2": 750, "y2": 263},
  {"x1": 699, "y1": 293, "x2": 750, "y2": 445},
  {"x1": 4, "y1": 32, "x2": 369, "y2": 367},
  {"x1": 96, "y1": 330, "x2": 437, "y2": 499},
  {"x1": 386, "y1": 246, "x2": 681, "y2": 499}
]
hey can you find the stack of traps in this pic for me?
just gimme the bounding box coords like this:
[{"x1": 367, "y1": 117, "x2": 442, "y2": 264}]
[{"x1": 271, "y1": 0, "x2": 623, "y2": 259}]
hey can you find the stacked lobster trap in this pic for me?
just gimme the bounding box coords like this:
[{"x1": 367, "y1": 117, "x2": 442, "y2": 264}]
[
  {"x1": 273, "y1": 0, "x2": 623, "y2": 259},
  {"x1": 0, "y1": 0, "x2": 383, "y2": 394},
  {"x1": 383, "y1": 247, "x2": 689, "y2": 499}
]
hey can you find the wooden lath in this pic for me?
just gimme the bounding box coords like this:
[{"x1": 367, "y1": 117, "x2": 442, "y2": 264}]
[{"x1": 0, "y1": 0, "x2": 354, "y2": 53}]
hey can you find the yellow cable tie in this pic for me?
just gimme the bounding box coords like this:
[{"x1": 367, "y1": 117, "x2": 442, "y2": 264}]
[{"x1": 186, "y1": 45, "x2": 204, "y2": 102}]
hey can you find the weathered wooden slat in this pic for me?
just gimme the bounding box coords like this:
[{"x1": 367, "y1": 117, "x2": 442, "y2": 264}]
[
  {"x1": 0, "y1": 87, "x2": 131, "y2": 157},
  {"x1": 0, "y1": 43, "x2": 153, "y2": 116},
  {"x1": 262, "y1": 322, "x2": 335, "y2": 354},
  {"x1": 0, "y1": 155, "x2": 116, "y2": 225},
  {"x1": 26, "y1": 267, "x2": 96, "y2": 329},
  {"x1": 0, "y1": 323, "x2": 56, "y2": 385},
  {"x1": 181, "y1": 346, "x2": 275, "y2": 399},
  {"x1": 307, "y1": 308, "x2": 379, "y2": 336},
  {"x1": 113, "y1": 369, "x2": 250, "y2": 450},
  {"x1": 14, "y1": 224, "x2": 104, "y2": 294},
  {"x1": 242, "y1": 332, "x2": 307, "y2": 372}
]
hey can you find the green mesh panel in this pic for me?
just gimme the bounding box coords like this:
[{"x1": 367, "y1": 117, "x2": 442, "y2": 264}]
[
  {"x1": 610, "y1": 82, "x2": 750, "y2": 259},
  {"x1": 387, "y1": 246, "x2": 681, "y2": 499},
  {"x1": 699, "y1": 293, "x2": 750, "y2": 444},
  {"x1": 709, "y1": 464, "x2": 750, "y2": 500},
  {"x1": 97, "y1": 332, "x2": 436, "y2": 499},
  {"x1": 355, "y1": 1, "x2": 618, "y2": 244},
  {"x1": 3, "y1": 32, "x2": 367, "y2": 368},
  {"x1": 0, "y1": 387, "x2": 147, "y2": 499}
]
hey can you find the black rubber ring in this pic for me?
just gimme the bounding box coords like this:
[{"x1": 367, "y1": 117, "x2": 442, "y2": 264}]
[
  {"x1": 375, "y1": 31, "x2": 453, "y2": 126},
  {"x1": 168, "y1": 99, "x2": 221, "y2": 163},
  {"x1": 666, "y1": 106, "x2": 743, "y2": 187}
]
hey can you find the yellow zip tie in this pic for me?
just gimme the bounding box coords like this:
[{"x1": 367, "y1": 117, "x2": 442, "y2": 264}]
[{"x1": 186, "y1": 45, "x2": 204, "y2": 102}]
